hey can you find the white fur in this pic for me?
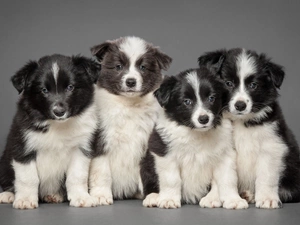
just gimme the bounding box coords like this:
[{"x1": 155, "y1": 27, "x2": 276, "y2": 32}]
[
  {"x1": 14, "y1": 102, "x2": 98, "y2": 208},
  {"x1": 90, "y1": 88, "x2": 159, "y2": 204},
  {"x1": 144, "y1": 108, "x2": 248, "y2": 209},
  {"x1": 233, "y1": 119, "x2": 288, "y2": 208},
  {"x1": 52, "y1": 62, "x2": 59, "y2": 87}
]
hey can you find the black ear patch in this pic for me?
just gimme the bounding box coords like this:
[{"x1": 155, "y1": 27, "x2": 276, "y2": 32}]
[
  {"x1": 72, "y1": 55, "x2": 101, "y2": 83},
  {"x1": 154, "y1": 76, "x2": 178, "y2": 107},
  {"x1": 265, "y1": 60, "x2": 285, "y2": 89},
  {"x1": 198, "y1": 50, "x2": 227, "y2": 74},
  {"x1": 153, "y1": 48, "x2": 172, "y2": 71},
  {"x1": 11, "y1": 61, "x2": 39, "y2": 94},
  {"x1": 90, "y1": 42, "x2": 111, "y2": 62}
]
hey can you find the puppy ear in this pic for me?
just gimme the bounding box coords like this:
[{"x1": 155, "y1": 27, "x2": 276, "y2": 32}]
[
  {"x1": 261, "y1": 55, "x2": 285, "y2": 89},
  {"x1": 72, "y1": 55, "x2": 101, "y2": 83},
  {"x1": 11, "y1": 61, "x2": 38, "y2": 94},
  {"x1": 198, "y1": 50, "x2": 226, "y2": 74},
  {"x1": 90, "y1": 42, "x2": 111, "y2": 62},
  {"x1": 154, "y1": 76, "x2": 178, "y2": 107},
  {"x1": 154, "y1": 48, "x2": 172, "y2": 71}
]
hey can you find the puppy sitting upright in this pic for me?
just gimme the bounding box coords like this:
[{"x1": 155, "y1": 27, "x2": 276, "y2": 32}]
[
  {"x1": 142, "y1": 68, "x2": 248, "y2": 209},
  {"x1": 199, "y1": 49, "x2": 300, "y2": 208},
  {"x1": 0, "y1": 54, "x2": 99, "y2": 209},
  {"x1": 89, "y1": 36, "x2": 172, "y2": 205}
]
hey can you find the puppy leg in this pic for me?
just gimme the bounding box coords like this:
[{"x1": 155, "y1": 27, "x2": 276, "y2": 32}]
[
  {"x1": 154, "y1": 155, "x2": 181, "y2": 209},
  {"x1": 0, "y1": 192, "x2": 15, "y2": 204},
  {"x1": 215, "y1": 150, "x2": 248, "y2": 209},
  {"x1": 89, "y1": 155, "x2": 113, "y2": 206},
  {"x1": 143, "y1": 193, "x2": 159, "y2": 207},
  {"x1": 12, "y1": 160, "x2": 39, "y2": 209},
  {"x1": 199, "y1": 180, "x2": 222, "y2": 208},
  {"x1": 66, "y1": 150, "x2": 96, "y2": 207}
]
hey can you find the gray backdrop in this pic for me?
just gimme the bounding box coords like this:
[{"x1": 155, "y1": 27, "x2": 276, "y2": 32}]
[{"x1": 0, "y1": 1, "x2": 300, "y2": 224}]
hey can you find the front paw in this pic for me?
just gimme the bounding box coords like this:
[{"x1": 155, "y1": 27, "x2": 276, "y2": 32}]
[
  {"x1": 255, "y1": 198, "x2": 282, "y2": 209},
  {"x1": 42, "y1": 194, "x2": 64, "y2": 203},
  {"x1": 240, "y1": 190, "x2": 255, "y2": 203},
  {"x1": 223, "y1": 198, "x2": 248, "y2": 209},
  {"x1": 158, "y1": 198, "x2": 181, "y2": 209},
  {"x1": 13, "y1": 197, "x2": 39, "y2": 209},
  {"x1": 199, "y1": 196, "x2": 222, "y2": 208},
  {"x1": 69, "y1": 193, "x2": 97, "y2": 207},
  {"x1": 90, "y1": 188, "x2": 113, "y2": 206},
  {"x1": 0, "y1": 192, "x2": 15, "y2": 203},
  {"x1": 143, "y1": 193, "x2": 159, "y2": 208}
]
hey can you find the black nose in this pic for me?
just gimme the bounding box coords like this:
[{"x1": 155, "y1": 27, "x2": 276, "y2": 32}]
[
  {"x1": 234, "y1": 101, "x2": 247, "y2": 111},
  {"x1": 53, "y1": 105, "x2": 66, "y2": 117},
  {"x1": 198, "y1": 115, "x2": 209, "y2": 125},
  {"x1": 126, "y1": 78, "x2": 136, "y2": 88}
]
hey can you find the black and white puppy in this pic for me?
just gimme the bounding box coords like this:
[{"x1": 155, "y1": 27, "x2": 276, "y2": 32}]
[
  {"x1": 141, "y1": 68, "x2": 248, "y2": 209},
  {"x1": 198, "y1": 48, "x2": 300, "y2": 208},
  {"x1": 89, "y1": 36, "x2": 172, "y2": 205},
  {"x1": 0, "y1": 54, "x2": 100, "y2": 209}
]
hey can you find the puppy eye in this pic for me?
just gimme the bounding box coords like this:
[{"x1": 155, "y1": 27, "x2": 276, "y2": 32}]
[
  {"x1": 183, "y1": 99, "x2": 192, "y2": 106},
  {"x1": 249, "y1": 82, "x2": 258, "y2": 90},
  {"x1": 42, "y1": 88, "x2": 49, "y2": 94},
  {"x1": 225, "y1": 81, "x2": 234, "y2": 88},
  {"x1": 208, "y1": 96, "x2": 215, "y2": 103},
  {"x1": 139, "y1": 65, "x2": 146, "y2": 71},
  {"x1": 66, "y1": 85, "x2": 74, "y2": 92},
  {"x1": 116, "y1": 64, "x2": 123, "y2": 71}
]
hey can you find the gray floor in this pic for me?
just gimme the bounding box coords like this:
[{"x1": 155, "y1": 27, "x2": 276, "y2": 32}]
[{"x1": 0, "y1": 200, "x2": 300, "y2": 225}]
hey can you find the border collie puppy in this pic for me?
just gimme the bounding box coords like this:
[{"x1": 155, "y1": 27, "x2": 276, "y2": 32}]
[
  {"x1": 89, "y1": 36, "x2": 172, "y2": 205},
  {"x1": 198, "y1": 48, "x2": 300, "y2": 208},
  {"x1": 141, "y1": 68, "x2": 248, "y2": 209},
  {"x1": 0, "y1": 54, "x2": 100, "y2": 209}
]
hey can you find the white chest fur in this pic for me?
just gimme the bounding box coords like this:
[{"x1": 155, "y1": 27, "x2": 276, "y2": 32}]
[
  {"x1": 24, "y1": 104, "x2": 97, "y2": 197},
  {"x1": 95, "y1": 88, "x2": 159, "y2": 198},
  {"x1": 156, "y1": 114, "x2": 233, "y2": 203}
]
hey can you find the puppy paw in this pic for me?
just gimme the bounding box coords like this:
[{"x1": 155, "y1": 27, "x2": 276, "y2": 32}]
[
  {"x1": 158, "y1": 198, "x2": 181, "y2": 209},
  {"x1": 255, "y1": 198, "x2": 282, "y2": 209},
  {"x1": 42, "y1": 194, "x2": 64, "y2": 203},
  {"x1": 69, "y1": 194, "x2": 97, "y2": 207},
  {"x1": 223, "y1": 198, "x2": 248, "y2": 209},
  {"x1": 0, "y1": 192, "x2": 15, "y2": 204},
  {"x1": 240, "y1": 190, "x2": 255, "y2": 203},
  {"x1": 143, "y1": 193, "x2": 159, "y2": 208},
  {"x1": 13, "y1": 197, "x2": 38, "y2": 209},
  {"x1": 90, "y1": 188, "x2": 113, "y2": 206},
  {"x1": 199, "y1": 196, "x2": 222, "y2": 208}
]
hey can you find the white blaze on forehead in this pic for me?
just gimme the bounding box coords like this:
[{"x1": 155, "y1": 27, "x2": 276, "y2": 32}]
[
  {"x1": 236, "y1": 49, "x2": 256, "y2": 80},
  {"x1": 52, "y1": 62, "x2": 59, "y2": 85},
  {"x1": 119, "y1": 36, "x2": 147, "y2": 63},
  {"x1": 186, "y1": 71, "x2": 201, "y2": 104}
]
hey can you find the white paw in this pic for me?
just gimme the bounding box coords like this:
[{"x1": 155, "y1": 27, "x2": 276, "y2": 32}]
[
  {"x1": 240, "y1": 190, "x2": 255, "y2": 203},
  {"x1": 69, "y1": 194, "x2": 97, "y2": 207},
  {"x1": 255, "y1": 198, "x2": 282, "y2": 209},
  {"x1": 0, "y1": 192, "x2": 15, "y2": 203},
  {"x1": 13, "y1": 197, "x2": 38, "y2": 209},
  {"x1": 42, "y1": 194, "x2": 64, "y2": 203},
  {"x1": 158, "y1": 198, "x2": 181, "y2": 209},
  {"x1": 90, "y1": 188, "x2": 113, "y2": 206},
  {"x1": 199, "y1": 196, "x2": 222, "y2": 208},
  {"x1": 143, "y1": 193, "x2": 159, "y2": 208},
  {"x1": 223, "y1": 198, "x2": 249, "y2": 209}
]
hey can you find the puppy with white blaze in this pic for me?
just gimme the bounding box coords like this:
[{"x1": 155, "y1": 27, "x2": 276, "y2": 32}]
[
  {"x1": 141, "y1": 68, "x2": 248, "y2": 209},
  {"x1": 198, "y1": 48, "x2": 300, "y2": 208},
  {"x1": 89, "y1": 36, "x2": 172, "y2": 205},
  {"x1": 0, "y1": 54, "x2": 100, "y2": 209}
]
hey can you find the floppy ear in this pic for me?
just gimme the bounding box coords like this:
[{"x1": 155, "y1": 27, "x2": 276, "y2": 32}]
[
  {"x1": 154, "y1": 76, "x2": 178, "y2": 107},
  {"x1": 72, "y1": 55, "x2": 101, "y2": 83},
  {"x1": 198, "y1": 50, "x2": 226, "y2": 74},
  {"x1": 153, "y1": 48, "x2": 172, "y2": 71},
  {"x1": 261, "y1": 56, "x2": 285, "y2": 89},
  {"x1": 11, "y1": 61, "x2": 39, "y2": 94},
  {"x1": 90, "y1": 42, "x2": 111, "y2": 62}
]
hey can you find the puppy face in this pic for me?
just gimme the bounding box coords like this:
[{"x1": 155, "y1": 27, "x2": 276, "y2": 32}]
[
  {"x1": 11, "y1": 54, "x2": 99, "y2": 121},
  {"x1": 198, "y1": 48, "x2": 284, "y2": 119},
  {"x1": 155, "y1": 68, "x2": 226, "y2": 131},
  {"x1": 91, "y1": 36, "x2": 172, "y2": 97}
]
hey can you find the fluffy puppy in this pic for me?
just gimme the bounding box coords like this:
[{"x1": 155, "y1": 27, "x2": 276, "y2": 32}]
[
  {"x1": 198, "y1": 48, "x2": 300, "y2": 208},
  {"x1": 0, "y1": 54, "x2": 100, "y2": 209},
  {"x1": 141, "y1": 68, "x2": 248, "y2": 209},
  {"x1": 89, "y1": 36, "x2": 172, "y2": 205}
]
